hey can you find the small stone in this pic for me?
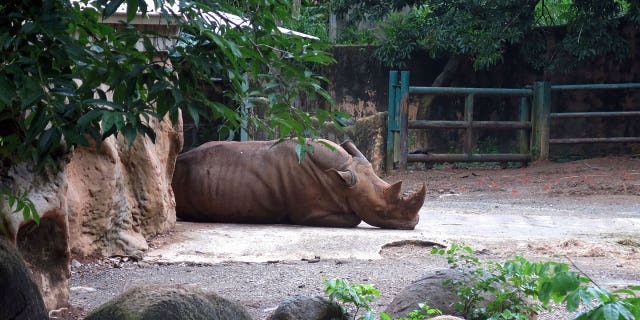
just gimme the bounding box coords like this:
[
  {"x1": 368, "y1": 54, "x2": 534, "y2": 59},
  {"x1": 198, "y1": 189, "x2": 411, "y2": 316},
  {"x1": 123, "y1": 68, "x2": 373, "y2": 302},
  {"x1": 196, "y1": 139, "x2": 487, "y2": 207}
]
[{"x1": 71, "y1": 259, "x2": 82, "y2": 268}]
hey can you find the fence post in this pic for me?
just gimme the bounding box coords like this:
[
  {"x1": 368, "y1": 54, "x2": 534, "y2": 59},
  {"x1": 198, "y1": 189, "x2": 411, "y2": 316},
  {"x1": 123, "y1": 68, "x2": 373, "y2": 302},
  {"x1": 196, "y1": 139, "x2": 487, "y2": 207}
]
[
  {"x1": 386, "y1": 71, "x2": 398, "y2": 174},
  {"x1": 532, "y1": 81, "x2": 551, "y2": 160},
  {"x1": 519, "y1": 96, "x2": 530, "y2": 156},
  {"x1": 464, "y1": 94, "x2": 475, "y2": 157},
  {"x1": 398, "y1": 71, "x2": 410, "y2": 171}
]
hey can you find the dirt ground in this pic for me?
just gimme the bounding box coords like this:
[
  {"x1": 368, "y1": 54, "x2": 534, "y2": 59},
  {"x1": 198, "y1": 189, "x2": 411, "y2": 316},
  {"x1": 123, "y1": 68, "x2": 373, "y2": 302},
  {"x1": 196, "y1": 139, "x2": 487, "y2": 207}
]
[{"x1": 59, "y1": 156, "x2": 640, "y2": 320}]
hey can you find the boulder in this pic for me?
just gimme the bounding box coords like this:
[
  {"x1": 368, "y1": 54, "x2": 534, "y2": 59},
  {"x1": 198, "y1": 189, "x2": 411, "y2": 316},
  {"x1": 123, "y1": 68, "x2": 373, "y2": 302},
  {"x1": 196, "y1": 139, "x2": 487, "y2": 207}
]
[
  {"x1": 0, "y1": 114, "x2": 183, "y2": 310},
  {"x1": 0, "y1": 237, "x2": 48, "y2": 320},
  {"x1": 322, "y1": 112, "x2": 387, "y2": 174},
  {"x1": 66, "y1": 115, "x2": 183, "y2": 258},
  {"x1": 266, "y1": 295, "x2": 347, "y2": 320},
  {"x1": 384, "y1": 269, "x2": 465, "y2": 319},
  {"x1": 84, "y1": 285, "x2": 252, "y2": 320}
]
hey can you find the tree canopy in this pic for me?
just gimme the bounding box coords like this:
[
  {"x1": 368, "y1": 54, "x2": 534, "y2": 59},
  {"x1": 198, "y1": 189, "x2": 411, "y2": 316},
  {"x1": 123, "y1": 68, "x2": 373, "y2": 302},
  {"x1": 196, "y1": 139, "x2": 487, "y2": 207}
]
[
  {"x1": 333, "y1": 0, "x2": 640, "y2": 74},
  {"x1": 0, "y1": 0, "x2": 338, "y2": 168}
]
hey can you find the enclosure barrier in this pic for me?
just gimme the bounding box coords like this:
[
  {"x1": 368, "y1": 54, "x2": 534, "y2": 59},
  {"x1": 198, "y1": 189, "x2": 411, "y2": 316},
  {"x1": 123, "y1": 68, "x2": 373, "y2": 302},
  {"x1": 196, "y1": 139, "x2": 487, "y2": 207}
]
[{"x1": 387, "y1": 71, "x2": 640, "y2": 172}]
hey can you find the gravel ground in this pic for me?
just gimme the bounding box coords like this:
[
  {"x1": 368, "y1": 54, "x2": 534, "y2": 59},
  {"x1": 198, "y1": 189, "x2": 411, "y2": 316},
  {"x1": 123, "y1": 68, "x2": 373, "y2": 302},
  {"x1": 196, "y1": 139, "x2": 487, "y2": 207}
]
[{"x1": 62, "y1": 156, "x2": 640, "y2": 320}]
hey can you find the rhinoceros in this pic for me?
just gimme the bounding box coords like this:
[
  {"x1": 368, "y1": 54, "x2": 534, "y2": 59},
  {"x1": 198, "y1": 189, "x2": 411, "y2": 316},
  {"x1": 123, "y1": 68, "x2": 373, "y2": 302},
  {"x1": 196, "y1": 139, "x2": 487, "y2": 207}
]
[{"x1": 172, "y1": 139, "x2": 426, "y2": 229}]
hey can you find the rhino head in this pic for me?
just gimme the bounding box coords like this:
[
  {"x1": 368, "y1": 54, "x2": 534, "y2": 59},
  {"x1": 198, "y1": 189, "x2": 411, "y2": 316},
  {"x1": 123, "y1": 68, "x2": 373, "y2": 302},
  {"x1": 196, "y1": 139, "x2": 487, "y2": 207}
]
[{"x1": 326, "y1": 141, "x2": 427, "y2": 230}]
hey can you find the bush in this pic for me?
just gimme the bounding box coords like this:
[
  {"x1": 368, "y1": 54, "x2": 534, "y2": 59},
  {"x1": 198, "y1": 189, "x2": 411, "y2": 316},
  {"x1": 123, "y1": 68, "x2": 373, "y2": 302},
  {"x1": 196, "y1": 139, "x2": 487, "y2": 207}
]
[{"x1": 432, "y1": 243, "x2": 640, "y2": 320}]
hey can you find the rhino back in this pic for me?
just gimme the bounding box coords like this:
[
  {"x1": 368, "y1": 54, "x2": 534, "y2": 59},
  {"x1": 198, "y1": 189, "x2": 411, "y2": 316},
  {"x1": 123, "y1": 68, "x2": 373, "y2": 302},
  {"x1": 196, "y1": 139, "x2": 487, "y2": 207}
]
[{"x1": 172, "y1": 140, "x2": 353, "y2": 224}]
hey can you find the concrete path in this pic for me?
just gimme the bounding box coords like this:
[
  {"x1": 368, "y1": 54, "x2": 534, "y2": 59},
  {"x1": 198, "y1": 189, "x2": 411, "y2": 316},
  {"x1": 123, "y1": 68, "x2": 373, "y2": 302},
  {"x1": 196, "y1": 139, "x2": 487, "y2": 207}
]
[{"x1": 144, "y1": 195, "x2": 640, "y2": 264}]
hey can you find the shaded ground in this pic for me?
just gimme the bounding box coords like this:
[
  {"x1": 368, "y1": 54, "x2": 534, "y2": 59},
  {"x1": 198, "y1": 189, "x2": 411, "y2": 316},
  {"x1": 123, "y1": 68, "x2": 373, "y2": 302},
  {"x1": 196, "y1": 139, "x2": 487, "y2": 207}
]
[{"x1": 63, "y1": 156, "x2": 640, "y2": 319}]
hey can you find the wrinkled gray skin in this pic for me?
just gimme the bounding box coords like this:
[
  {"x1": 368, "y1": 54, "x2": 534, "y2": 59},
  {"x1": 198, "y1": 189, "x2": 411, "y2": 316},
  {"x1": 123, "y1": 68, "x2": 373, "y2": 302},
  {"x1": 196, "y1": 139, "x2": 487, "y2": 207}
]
[{"x1": 172, "y1": 139, "x2": 426, "y2": 229}]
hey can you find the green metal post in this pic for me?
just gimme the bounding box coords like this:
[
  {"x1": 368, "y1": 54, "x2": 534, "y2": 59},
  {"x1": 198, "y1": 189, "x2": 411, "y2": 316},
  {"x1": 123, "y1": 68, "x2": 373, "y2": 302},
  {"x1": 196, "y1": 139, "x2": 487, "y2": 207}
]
[
  {"x1": 399, "y1": 71, "x2": 410, "y2": 171},
  {"x1": 532, "y1": 81, "x2": 551, "y2": 160},
  {"x1": 386, "y1": 71, "x2": 398, "y2": 173},
  {"x1": 519, "y1": 96, "x2": 530, "y2": 155}
]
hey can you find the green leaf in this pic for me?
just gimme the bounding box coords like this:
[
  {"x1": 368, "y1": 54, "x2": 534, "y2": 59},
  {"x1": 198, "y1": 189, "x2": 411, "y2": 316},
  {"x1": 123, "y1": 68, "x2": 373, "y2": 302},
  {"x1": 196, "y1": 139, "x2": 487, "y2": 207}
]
[
  {"x1": 565, "y1": 290, "x2": 581, "y2": 311},
  {"x1": 78, "y1": 110, "x2": 104, "y2": 126},
  {"x1": 103, "y1": 0, "x2": 125, "y2": 18},
  {"x1": 0, "y1": 77, "x2": 17, "y2": 106},
  {"x1": 22, "y1": 205, "x2": 30, "y2": 221},
  {"x1": 126, "y1": 0, "x2": 138, "y2": 22},
  {"x1": 84, "y1": 99, "x2": 125, "y2": 111},
  {"x1": 187, "y1": 103, "x2": 200, "y2": 127},
  {"x1": 28, "y1": 201, "x2": 40, "y2": 224},
  {"x1": 123, "y1": 123, "x2": 137, "y2": 145}
]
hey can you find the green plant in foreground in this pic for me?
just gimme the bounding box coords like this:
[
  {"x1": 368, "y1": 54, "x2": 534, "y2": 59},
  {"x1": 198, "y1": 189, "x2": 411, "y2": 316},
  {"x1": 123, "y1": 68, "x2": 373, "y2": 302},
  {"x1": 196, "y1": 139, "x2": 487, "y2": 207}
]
[
  {"x1": 324, "y1": 278, "x2": 443, "y2": 320},
  {"x1": 395, "y1": 303, "x2": 443, "y2": 320},
  {"x1": 324, "y1": 278, "x2": 381, "y2": 320},
  {"x1": 432, "y1": 243, "x2": 640, "y2": 320}
]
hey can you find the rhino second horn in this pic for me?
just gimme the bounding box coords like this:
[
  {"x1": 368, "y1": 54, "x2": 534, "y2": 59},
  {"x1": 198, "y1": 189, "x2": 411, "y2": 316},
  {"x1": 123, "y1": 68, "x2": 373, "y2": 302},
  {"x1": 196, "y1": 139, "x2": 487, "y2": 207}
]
[{"x1": 384, "y1": 181, "x2": 403, "y2": 202}]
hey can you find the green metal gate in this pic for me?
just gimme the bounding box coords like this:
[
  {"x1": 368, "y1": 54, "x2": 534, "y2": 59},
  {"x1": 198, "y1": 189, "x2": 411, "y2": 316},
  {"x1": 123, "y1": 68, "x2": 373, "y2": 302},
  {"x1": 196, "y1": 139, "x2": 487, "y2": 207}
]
[{"x1": 387, "y1": 71, "x2": 640, "y2": 172}]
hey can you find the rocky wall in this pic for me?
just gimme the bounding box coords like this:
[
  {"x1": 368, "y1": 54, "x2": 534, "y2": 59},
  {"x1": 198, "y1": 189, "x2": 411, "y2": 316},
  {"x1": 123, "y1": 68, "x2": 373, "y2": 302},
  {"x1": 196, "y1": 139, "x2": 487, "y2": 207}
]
[{"x1": 1, "y1": 114, "x2": 183, "y2": 310}]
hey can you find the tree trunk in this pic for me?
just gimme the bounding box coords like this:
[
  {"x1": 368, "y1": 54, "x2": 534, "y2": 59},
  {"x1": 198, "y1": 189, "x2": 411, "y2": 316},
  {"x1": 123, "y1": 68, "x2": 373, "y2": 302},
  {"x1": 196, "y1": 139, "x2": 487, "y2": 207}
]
[{"x1": 413, "y1": 55, "x2": 462, "y2": 151}]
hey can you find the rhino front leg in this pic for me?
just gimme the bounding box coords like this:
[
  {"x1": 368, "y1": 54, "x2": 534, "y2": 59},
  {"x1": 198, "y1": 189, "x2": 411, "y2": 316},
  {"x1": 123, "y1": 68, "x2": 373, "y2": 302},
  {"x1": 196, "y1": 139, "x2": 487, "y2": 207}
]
[{"x1": 293, "y1": 211, "x2": 362, "y2": 228}]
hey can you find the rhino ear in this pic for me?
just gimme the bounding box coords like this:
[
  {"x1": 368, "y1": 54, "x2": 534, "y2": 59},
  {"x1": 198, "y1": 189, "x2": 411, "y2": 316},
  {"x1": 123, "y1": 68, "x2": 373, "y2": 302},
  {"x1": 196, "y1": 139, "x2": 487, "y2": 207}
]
[
  {"x1": 327, "y1": 168, "x2": 358, "y2": 187},
  {"x1": 383, "y1": 181, "x2": 403, "y2": 201}
]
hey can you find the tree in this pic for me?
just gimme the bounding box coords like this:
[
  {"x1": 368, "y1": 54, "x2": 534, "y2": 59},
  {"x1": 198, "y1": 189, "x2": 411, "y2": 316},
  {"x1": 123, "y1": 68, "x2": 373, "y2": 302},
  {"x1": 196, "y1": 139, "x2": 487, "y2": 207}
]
[
  {"x1": 0, "y1": 0, "x2": 338, "y2": 169},
  {"x1": 0, "y1": 0, "x2": 341, "y2": 225},
  {"x1": 331, "y1": 0, "x2": 640, "y2": 152},
  {"x1": 332, "y1": 0, "x2": 640, "y2": 82}
]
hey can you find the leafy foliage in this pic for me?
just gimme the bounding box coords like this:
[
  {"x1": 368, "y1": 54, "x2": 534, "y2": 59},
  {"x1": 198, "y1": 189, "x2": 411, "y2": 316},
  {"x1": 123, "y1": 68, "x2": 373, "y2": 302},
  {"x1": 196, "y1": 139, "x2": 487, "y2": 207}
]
[
  {"x1": 285, "y1": 0, "x2": 331, "y2": 42},
  {"x1": 0, "y1": 189, "x2": 38, "y2": 236},
  {"x1": 324, "y1": 278, "x2": 443, "y2": 320},
  {"x1": 332, "y1": 0, "x2": 640, "y2": 72},
  {"x1": 394, "y1": 303, "x2": 443, "y2": 320},
  {"x1": 1, "y1": 0, "x2": 339, "y2": 224},
  {"x1": 324, "y1": 278, "x2": 382, "y2": 320},
  {"x1": 432, "y1": 243, "x2": 640, "y2": 320},
  {"x1": 0, "y1": 0, "x2": 337, "y2": 168}
]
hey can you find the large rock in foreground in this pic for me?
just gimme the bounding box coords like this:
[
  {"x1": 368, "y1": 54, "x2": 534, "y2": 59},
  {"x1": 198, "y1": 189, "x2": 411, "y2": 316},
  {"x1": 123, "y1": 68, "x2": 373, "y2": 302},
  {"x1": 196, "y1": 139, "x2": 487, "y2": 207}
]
[
  {"x1": 84, "y1": 285, "x2": 252, "y2": 320},
  {"x1": 266, "y1": 295, "x2": 347, "y2": 320},
  {"x1": 384, "y1": 269, "x2": 465, "y2": 318},
  {"x1": 0, "y1": 237, "x2": 48, "y2": 320}
]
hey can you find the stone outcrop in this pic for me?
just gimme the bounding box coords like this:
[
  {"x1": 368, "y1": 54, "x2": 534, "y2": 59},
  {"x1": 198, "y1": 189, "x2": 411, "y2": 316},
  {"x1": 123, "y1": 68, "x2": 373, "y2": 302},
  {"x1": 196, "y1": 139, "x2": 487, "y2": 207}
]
[
  {"x1": 67, "y1": 115, "x2": 182, "y2": 258},
  {"x1": 0, "y1": 237, "x2": 48, "y2": 320},
  {"x1": 384, "y1": 269, "x2": 465, "y2": 319},
  {"x1": 322, "y1": 112, "x2": 387, "y2": 174},
  {"x1": 266, "y1": 295, "x2": 347, "y2": 320},
  {"x1": 0, "y1": 115, "x2": 183, "y2": 310},
  {"x1": 84, "y1": 285, "x2": 253, "y2": 320}
]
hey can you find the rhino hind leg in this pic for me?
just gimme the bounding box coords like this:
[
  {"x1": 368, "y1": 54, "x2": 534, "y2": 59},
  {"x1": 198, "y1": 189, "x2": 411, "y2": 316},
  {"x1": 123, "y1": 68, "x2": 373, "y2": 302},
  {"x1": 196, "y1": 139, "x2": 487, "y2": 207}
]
[{"x1": 293, "y1": 211, "x2": 362, "y2": 228}]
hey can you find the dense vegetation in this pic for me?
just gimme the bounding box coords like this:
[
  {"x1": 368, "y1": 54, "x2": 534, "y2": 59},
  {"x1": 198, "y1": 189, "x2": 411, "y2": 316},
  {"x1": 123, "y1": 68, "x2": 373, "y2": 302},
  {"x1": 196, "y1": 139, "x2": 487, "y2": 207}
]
[{"x1": 0, "y1": 0, "x2": 338, "y2": 170}]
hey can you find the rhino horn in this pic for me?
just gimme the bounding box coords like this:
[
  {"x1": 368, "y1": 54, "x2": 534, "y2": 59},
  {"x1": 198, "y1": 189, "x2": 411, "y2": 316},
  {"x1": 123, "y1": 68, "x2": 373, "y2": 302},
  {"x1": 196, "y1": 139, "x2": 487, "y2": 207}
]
[
  {"x1": 401, "y1": 183, "x2": 427, "y2": 215},
  {"x1": 383, "y1": 181, "x2": 403, "y2": 202},
  {"x1": 383, "y1": 181, "x2": 427, "y2": 212}
]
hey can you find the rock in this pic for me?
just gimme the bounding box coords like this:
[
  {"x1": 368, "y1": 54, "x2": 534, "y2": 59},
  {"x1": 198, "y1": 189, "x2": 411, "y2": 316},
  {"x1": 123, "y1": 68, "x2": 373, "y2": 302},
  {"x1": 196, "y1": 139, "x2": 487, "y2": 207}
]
[
  {"x1": 384, "y1": 269, "x2": 465, "y2": 319},
  {"x1": 84, "y1": 285, "x2": 252, "y2": 320},
  {"x1": 266, "y1": 295, "x2": 347, "y2": 320},
  {"x1": 322, "y1": 112, "x2": 387, "y2": 174},
  {"x1": 430, "y1": 316, "x2": 465, "y2": 320},
  {"x1": 67, "y1": 114, "x2": 183, "y2": 258},
  {"x1": 0, "y1": 237, "x2": 48, "y2": 320},
  {"x1": 0, "y1": 114, "x2": 183, "y2": 310}
]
